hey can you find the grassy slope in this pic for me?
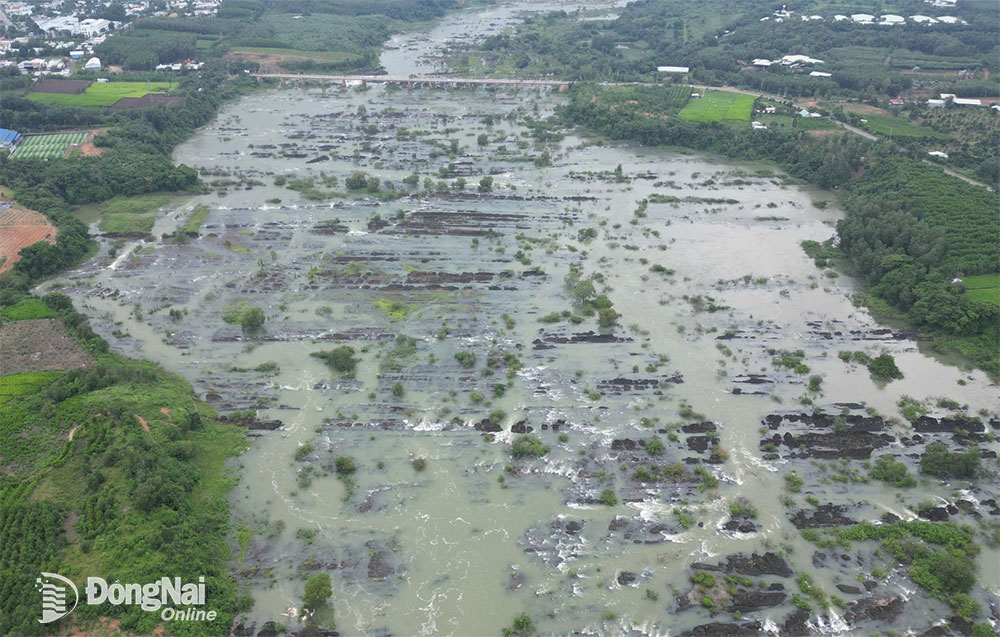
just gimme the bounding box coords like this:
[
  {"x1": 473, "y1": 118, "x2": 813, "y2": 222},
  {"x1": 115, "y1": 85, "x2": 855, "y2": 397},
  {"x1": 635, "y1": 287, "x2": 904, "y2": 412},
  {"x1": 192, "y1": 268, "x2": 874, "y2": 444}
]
[{"x1": 0, "y1": 301, "x2": 246, "y2": 636}]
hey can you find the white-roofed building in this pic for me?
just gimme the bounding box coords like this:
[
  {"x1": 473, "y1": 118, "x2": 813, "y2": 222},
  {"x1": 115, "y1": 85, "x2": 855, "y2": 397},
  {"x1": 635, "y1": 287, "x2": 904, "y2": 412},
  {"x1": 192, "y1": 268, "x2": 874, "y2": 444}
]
[
  {"x1": 910, "y1": 15, "x2": 939, "y2": 24},
  {"x1": 927, "y1": 151, "x2": 949, "y2": 159},
  {"x1": 809, "y1": 71, "x2": 832, "y2": 78},
  {"x1": 83, "y1": 56, "x2": 101, "y2": 70},
  {"x1": 780, "y1": 54, "x2": 824, "y2": 65},
  {"x1": 752, "y1": 58, "x2": 773, "y2": 68},
  {"x1": 657, "y1": 65, "x2": 689, "y2": 74},
  {"x1": 879, "y1": 14, "x2": 905, "y2": 25},
  {"x1": 937, "y1": 15, "x2": 965, "y2": 24},
  {"x1": 851, "y1": 13, "x2": 875, "y2": 23},
  {"x1": 834, "y1": 14, "x2": 848, "y2": 21},
  {"x1": 953, "y1": 98, "x2": 981, "y2": 106},
  {"x1": 927, "y1": 99, "x2": 946, "y2": 108}
]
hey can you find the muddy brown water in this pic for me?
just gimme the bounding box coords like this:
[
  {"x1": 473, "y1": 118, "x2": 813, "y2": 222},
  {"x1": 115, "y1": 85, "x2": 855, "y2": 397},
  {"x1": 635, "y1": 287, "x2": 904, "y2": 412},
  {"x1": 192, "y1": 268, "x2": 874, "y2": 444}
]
[{"x1": 46, "y1": 2, "x2": 999, "y2": 636}]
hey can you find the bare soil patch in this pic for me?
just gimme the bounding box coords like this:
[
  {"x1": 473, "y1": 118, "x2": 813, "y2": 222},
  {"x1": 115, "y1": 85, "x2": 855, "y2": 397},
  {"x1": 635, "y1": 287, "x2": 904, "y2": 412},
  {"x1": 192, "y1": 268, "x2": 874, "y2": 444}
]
[
  {"x1": 842, "y1": 103, "x2": 890, "y2": 116},
  {"x1": 32, "y1": 78, "x2": 91, "y2": 94},
  {"x1": 0, "y1": 204, "x2": 56, "y2": 273},
  {"x1": 0, "y1": 319, "x2": 93, "y2": 374}
]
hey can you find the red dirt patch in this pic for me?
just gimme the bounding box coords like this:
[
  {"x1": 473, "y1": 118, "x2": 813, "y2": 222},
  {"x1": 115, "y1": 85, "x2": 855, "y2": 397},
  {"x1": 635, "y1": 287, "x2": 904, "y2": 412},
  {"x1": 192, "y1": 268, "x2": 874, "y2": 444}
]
[
  {"x1": 134, "y1": 414, "x2": 150, "y2": 432},
  {"x1": 0, "y1": 204, "x2": 57, "y2": 273},
  {"x1": 160, "y1": 407, "x2": 170, "y2": 415},
  {"x1": 0, "y1": 318, "x2": 93, "y2": 374}
]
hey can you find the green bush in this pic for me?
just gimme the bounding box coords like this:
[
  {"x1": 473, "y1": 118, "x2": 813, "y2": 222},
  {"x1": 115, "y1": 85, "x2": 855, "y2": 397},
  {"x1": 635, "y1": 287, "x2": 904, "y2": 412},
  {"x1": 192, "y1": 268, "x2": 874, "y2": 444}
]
[
  {"x1": 870, "y1": 455, "x2": 917, "y2": 487},
  {"x1": 335, "y1": 456, "x2": 357, "y2": 475},
  {"x1": 511, "y1": 435, "x2": 549, "y2": 459},
  {"x1": 598, "y1": 488, "x2": 618, "y2": 506},
  {"x1": 311, "y1": 346, "x2": 359, "y2": 376},
  {"x1": 920, "y1": 443, "x2": 980, "y2": 479}
]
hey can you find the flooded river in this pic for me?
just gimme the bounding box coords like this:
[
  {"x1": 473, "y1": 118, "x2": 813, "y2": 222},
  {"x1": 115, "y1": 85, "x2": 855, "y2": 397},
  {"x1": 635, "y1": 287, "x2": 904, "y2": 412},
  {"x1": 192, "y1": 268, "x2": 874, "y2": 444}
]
[{"x1": 49, "y1": 2, "x2": 999, "y2": 635}]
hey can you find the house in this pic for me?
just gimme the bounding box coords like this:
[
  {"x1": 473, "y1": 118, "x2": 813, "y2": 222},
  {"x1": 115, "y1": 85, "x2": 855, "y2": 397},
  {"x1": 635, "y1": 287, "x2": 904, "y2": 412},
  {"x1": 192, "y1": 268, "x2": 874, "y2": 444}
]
[
  {"x1": 889, "y1": 98, "x2": 904, "y2": 106},
  {"x1": 834, "y1": 14, "x2": 849, "y2": 21},
  {"x1": 879, "y1": 14, "x2": 905, "y2": 25},
  {"x1": 953, "y1": 98, "x2": 981, "y2": 106},
  {"x1": 690, "y1": 93, "x2": 701, "y2": 99},
  {"x1": 780, "y1": 54, "x2": 824, "y2": 65},
  {"x1": 35, "y1": 15, "x2": 80, "y2": 35},
  {"x1": 657, "y1": 66, "x2": 689, "y2": 74},
  {"x1": 798, "y1": 109, "x2": 821, "y2": 118},
  {"x1": 940, "y1": 93, "x2": 956, "y2": 100},
  {"x1": 927, "y1": 99, "x2": 946, "y2": 108},
  {"x1": 851, "y1": 13, "x2": 875, "y2": 23},
  {"x1": 752, "y1": 59, "x2": 772, "y2": 68},
  {"x1": 84, "y1": 56, "x2": 101, "y2": 70},
  {"x1": 809, "y1": 71, "x2": 832, "y2": 78},
  {"x1": 79, "y1": 18, "x2": 110, "y2": 37},
  {"x1": 751, "y1": 121, "x2": 767, "y2": 130},
  {"x1": 763, "y1": 106, "x2": 777, "y2": 114},
  {"x1": 928, "y1": 151, "x2": 949, "y2": 159},
  {"x1": 910, "y1": 15, "x2": 939, "y2": 24},
  {"x1": 936, "y1": 15, "x2": 965, "y2": 24},
  {"x1": 69, "y1": 49, "x2": 84, "y2": 59}
]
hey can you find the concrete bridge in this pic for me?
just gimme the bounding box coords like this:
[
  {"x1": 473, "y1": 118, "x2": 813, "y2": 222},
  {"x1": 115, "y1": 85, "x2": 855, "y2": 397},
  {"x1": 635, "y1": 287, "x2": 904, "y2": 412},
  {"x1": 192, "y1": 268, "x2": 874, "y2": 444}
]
[{"x1": 252, "y1": 73, "x2": 571, "y2": 90}]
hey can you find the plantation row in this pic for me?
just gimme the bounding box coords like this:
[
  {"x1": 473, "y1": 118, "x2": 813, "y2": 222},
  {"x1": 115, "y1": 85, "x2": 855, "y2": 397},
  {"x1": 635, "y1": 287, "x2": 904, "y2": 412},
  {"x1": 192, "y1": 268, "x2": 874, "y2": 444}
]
[{"x1": 11, "y1": 132, "x2": 89, "y2": 160}]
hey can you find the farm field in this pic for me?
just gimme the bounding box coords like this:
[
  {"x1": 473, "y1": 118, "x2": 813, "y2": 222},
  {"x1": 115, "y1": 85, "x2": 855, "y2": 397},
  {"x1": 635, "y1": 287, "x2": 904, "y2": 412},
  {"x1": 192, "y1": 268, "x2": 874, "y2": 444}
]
[
  {"x1": 678, "y1": 90, "x2": 755, "y2": 122},
  {"x1": 963, "y1": 273, "x2": 1000, "y2": 306},
  {"x1": 27, "y1": 81, "x2": 173, "y2": 107},
  {"x1": 0, "y1": 205, "x2": 56, "y2": 273},
  {"x1": 10, "y1": 132, "x2": 88, "y2": 159},
  {"x1": 0, "y1": 318, "x2": 93, "y2": 375},
  {"x1": 861, "y1": 114, "x2": 948, "y2": 139}
]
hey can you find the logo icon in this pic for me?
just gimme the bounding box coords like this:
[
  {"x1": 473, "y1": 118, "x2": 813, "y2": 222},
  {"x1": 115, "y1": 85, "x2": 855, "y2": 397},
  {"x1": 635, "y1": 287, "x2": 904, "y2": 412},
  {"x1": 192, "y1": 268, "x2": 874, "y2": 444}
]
[{"x1": 36, "y1": 572, "x2": 79, "y2": 624}]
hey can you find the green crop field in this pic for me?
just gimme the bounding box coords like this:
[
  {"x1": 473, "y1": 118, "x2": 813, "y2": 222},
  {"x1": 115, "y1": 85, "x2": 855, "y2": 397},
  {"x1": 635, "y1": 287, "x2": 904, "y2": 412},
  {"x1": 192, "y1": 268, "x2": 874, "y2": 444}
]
[
  {"x1": 963, "y1": 273, "x2": 1000, "y2": 306},
  {"x1": 10, "y1": 132, "x2": 88, "y2": 159},
  {"x1": 678, "y1": 91, "x2": 755, "y2": 122},
  {"x1": 861, "y1": 114, "x2": 948, "y2": 139},
  {"x1": 27, "y1": 81, "x2": 173, "y2": 107}
]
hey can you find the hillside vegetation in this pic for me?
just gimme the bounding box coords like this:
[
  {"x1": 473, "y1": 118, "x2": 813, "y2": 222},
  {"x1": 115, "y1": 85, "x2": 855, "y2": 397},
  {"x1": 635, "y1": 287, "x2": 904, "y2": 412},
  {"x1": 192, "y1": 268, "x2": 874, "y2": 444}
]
[{"x1": 0, "y1": 290, "x2": 246, "y2": 636}]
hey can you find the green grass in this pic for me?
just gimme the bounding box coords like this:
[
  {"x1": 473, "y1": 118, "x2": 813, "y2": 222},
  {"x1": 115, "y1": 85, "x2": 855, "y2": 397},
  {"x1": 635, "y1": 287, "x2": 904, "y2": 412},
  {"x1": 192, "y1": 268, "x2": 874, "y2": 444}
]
[
  {"x1": 861, "y1": 114, "x2": 947, "y2": 139},
  {"x1": 678, "y1": 91, "x2": 755, "y2": 122},
  {"x1": 1, "y1": 298, "x2": 57, "y2": 321},
  {"x1": 179, "y1": 204, "x2": 209, "y2": 235},
  {"x1": 963, "y1": 273, "x2": 1000, "y2": 306},
  {"x1": 100, "y1": 192, "x2": 174, "y2": 215},
  {"x1": 796, "y1": 117, "x2": 839, "y2": 130},
  {"x1": 27, "y1": 81, "x2": 173, "y2": 107},
  {"x1": 99, "y1": 213, "x2": 155, "y2": 235},
  {"x1": 10, "y1": 132, "x2": 88, "y2": 160}
]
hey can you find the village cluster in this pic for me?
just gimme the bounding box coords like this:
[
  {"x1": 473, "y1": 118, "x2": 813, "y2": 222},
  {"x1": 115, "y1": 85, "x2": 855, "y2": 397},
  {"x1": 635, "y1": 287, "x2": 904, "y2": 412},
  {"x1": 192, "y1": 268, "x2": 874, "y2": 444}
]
[{"x1": 0, "y1": 0, "x2": 217, "y2": 76}]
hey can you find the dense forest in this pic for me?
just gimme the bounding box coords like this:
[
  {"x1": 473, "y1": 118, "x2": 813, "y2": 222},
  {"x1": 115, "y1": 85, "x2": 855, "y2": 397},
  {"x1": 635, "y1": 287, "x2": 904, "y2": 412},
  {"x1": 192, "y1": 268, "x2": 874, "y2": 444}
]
[
  {"x1": 838, "y1": 159, "x2": 999, "y2": 373},
  {"x1": 0, "y1": 290, "x2": 246, "y2": 636}
]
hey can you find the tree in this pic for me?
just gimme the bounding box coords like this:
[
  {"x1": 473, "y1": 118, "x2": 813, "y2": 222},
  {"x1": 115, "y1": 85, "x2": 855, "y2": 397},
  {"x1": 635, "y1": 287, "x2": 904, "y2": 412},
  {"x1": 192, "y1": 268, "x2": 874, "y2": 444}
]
[
  {"x1": 303, "y1": 573, "x2": 332, "y2": 609},
  {"x1": 478, "y1": 176, "x2": 494, "y2": 192},
  {"x1": 867, "y1": 353, "x2": 903, "y2": 381},
  {"x1": 311, "y1": 346, "x2": 358, "y2": 376},
  {"x1": 477, "y1": 133, "x2": 489, "y2": 146},
  {"x1": 503, "y1": 612, "x2": 535, "y2": 637}
]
